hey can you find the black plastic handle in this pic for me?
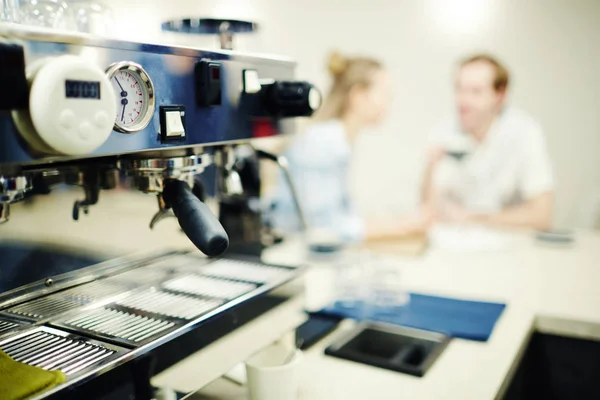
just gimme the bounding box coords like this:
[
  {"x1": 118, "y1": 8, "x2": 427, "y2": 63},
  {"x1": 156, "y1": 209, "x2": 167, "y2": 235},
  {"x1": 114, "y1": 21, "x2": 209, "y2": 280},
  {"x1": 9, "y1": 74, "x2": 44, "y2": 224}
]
[{"x1": 162, "y1": 179, "x2": 229, "y2": 257}]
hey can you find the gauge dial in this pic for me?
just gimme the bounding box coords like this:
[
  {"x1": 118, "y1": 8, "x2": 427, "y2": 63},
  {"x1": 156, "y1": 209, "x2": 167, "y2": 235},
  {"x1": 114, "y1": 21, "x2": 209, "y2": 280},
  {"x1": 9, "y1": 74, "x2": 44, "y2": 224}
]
[
  {"x1": 105, "y1": 62, "x2": 155, "y2": 133},
  {"x1": 113, "y1": 70, "x2": 144, "y2": 125}
]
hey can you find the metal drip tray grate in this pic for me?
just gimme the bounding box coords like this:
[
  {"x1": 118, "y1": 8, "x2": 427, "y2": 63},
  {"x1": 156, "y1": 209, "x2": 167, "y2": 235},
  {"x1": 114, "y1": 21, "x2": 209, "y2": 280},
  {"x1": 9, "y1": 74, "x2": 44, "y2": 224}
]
[
  {"x1": 0, "y1": 327, "x2": 123, "y2": 376},
  {"x1": 61, "y1": 307, "x2": 175, "y2": 345},
  {"x1": 146, "y1": 255, "x2": 200, "y2": 270},
  {"x1": 60, "y1": 280, "x2": 131, "y2": 303},
  {"x1": 5, "y1": 296, "x2": 84, "y2": 320},
  {"x1": 163, "y1": 274, "x2": 257, "y2": 300},
  {"x1": 116, "y1": 290, "x2": 223, "y2": 320},
  {"x1": 3, "y1": 280, "x2": 133, "y2": 321},
  {"x1": 111, "y1": 268, "x2": 176, "y2": 285},
  {"x1": 0, "y1": 318, "x2": 21, "y2": 336},
  {"x1": 201, "y1": 259, "x2": 293, "y2": 283}
]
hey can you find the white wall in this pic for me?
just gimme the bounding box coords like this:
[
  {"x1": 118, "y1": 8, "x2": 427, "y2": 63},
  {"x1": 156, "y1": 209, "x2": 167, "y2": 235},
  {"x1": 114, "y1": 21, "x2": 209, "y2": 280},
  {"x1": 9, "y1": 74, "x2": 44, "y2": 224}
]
[{"x1": 106, "y1": 0, "x2": 600, "y2": 228}]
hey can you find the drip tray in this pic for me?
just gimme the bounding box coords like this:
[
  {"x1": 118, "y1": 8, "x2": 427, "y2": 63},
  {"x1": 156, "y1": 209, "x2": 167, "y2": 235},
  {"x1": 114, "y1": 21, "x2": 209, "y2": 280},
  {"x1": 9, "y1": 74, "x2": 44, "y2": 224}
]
[
  {"x1": 0, "y1": 317, "x2": 25, "y2": 338},
  {"x1": 59, "y1": 280, "x2": 132, "y2": 303},
  {"x1": 325, "y1": 322, "x2": 451, "y2": 377},
  {"x1": 0, "y1": 326, "x2": 125, "y2": 378},
  {"x1": 1, "y1": 280, "x2": 133, "y2": 322},
  {"x1": 162, "y1": 274, "x2": 257, "y2": 300},
  {"x1": 11, "y1": 256, "x2": 300, "y2": 349},
  {"x1": 54, "y1": 306, "x2": 178, "y2": 347},
  {"x1": 51, "y1": 287, "x2": 225, "y2": 347},
  {"x1": 201, "y1": 259, "x2": 294, "y2": 283},
  {"x1": 4, "y1": 296, "x2": 87, "y2": 321},
  {"x1": 115, "y1": 289, "x2": 223, "y2": 320}
]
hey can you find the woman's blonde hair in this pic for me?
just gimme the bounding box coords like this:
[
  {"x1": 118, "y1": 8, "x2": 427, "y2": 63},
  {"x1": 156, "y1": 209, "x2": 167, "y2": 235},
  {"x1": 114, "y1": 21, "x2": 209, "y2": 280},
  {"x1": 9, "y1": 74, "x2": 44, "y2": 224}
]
[{"x1": 314, "y1": 51, "x2": 383, "y2": 121}]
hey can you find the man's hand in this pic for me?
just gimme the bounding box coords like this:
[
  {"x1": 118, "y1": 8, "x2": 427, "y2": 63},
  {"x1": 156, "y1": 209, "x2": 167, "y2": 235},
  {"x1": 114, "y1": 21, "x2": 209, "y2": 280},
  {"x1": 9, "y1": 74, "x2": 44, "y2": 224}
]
[
  {"x1": 433, "y1": 192, "x2": 553, "y2": 230},
  {"x1": 477, "y1": 192, "x2": 553, "y2": 230}
]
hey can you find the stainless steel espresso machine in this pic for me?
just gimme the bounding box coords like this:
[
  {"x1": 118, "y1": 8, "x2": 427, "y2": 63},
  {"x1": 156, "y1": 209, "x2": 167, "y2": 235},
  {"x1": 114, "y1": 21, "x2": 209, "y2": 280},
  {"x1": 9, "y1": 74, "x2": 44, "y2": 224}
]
[{"x1": 0, "y1": 23, "x2": 320, "y2": 399}]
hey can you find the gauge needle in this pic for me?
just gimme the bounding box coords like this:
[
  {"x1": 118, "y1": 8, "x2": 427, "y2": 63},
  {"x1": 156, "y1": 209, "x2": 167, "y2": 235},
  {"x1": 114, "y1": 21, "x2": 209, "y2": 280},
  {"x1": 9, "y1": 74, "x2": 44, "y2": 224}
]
[
  {"x1": 121, "y1": 104, "x2": 126, "y2": 122},
  {"x1": 114, "y1": 77, "x2": 126, "y2": 94}
]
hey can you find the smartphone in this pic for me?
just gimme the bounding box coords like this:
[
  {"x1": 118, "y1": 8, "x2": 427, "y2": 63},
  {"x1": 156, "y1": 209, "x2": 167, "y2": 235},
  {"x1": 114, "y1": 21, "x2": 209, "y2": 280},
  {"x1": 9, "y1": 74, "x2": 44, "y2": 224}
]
[
  {"x1": 296, "y1": 314, "x2": 342, "y2": 350},
  {"x1": 535, "y1": 230, "x2": 574, "y2": 245}
]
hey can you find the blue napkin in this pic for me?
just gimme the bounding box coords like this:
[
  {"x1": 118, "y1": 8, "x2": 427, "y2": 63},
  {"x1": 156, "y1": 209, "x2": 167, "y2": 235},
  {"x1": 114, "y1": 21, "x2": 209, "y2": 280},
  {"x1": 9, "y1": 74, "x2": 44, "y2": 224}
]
[{"x1": 319, "y1": 293, "x2": 506, "y2": 342}]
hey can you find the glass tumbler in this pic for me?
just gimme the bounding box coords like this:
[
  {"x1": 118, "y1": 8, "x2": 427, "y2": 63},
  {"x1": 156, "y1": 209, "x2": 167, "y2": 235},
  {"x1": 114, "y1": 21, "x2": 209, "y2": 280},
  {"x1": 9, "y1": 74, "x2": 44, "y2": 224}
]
[
  {"x1": 0, "y1": 0, "x2": 19, "y2": 22},
  {"x1": 18, "y1": 0, "x2": 69, "y2": 29},
  {"x1": 334, "y1": 250, "x2": 372, "y2": 310},
  {"x1": 365, "y1": 255, "x2": 410, "y2": 318},
  {"x1": 66, "y1": 0, "x2": 113, "y2": 35}
]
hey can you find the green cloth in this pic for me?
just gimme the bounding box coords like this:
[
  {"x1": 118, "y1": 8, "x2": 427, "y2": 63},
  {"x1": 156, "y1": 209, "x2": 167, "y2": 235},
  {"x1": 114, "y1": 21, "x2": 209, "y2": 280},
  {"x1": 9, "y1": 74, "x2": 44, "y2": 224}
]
[{"x1": 0, "y1": 350, "x2": 66, "y2": 400}]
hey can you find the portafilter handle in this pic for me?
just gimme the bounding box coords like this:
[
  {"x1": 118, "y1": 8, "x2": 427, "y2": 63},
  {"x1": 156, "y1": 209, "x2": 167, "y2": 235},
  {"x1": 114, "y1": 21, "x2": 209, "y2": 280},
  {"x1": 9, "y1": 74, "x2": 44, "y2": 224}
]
[{"x1": 162, "y1": 179, "x2": 229, "y2": 257}]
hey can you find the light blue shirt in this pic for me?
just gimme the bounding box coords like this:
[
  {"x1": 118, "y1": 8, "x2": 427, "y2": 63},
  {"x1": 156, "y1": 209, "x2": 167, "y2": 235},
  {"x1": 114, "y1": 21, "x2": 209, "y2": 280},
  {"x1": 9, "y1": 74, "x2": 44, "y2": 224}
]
[{"x1": 269, "y1": 120, "x2": 365, "y2": 243}]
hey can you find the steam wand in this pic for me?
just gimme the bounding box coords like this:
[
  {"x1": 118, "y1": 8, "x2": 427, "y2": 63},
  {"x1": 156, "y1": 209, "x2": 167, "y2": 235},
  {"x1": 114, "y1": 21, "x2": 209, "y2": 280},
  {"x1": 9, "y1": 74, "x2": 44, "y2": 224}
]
[{"x1": 255, "y1": 149, "x2": 308, "y2": 231}]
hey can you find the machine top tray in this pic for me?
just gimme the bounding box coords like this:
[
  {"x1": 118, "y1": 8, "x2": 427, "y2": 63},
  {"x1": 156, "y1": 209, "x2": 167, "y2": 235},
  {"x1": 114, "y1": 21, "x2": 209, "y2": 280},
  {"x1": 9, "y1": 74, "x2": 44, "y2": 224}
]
[{"x1": 0, "y1": 251, "x2": 303, "y2": 398}]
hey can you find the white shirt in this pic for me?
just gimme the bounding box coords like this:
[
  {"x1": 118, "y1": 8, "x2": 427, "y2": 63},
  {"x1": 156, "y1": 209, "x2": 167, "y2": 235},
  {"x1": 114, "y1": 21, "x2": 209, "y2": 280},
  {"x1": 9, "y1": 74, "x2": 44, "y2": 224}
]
[
  {"x1": 270, "y1": 120, "x2": 365, "y2": 242},
  {"x1": 430, "y1": 107, "x2": 554, "y2": 213}
]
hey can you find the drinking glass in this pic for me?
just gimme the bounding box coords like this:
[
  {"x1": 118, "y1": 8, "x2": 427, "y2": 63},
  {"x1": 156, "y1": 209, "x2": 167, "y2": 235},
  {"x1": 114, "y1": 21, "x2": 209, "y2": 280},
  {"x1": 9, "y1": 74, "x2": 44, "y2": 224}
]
[
  {"x1": 18, "y1": 0, "x2": 68, "y2": 29},
  {"x1": 335, "y1": 250, "x2": 371, "y2": 309},
  {"x1": 66, "y1": 0, "x2": 113, "y2": 35},
  {"x1": 364, "y1": 254, "x2": 410, "y2": 319},
  {"x1": 334, "y1": 250, "x2": 409, "y2": 319},
  {"x1": 0, "y1": 0, "x2": 19, "y2": 22}
]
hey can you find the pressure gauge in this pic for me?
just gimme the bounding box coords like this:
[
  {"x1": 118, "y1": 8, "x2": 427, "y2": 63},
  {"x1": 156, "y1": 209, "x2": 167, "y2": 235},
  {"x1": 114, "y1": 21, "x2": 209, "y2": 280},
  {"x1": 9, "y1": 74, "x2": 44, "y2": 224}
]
[
  {"x1": 106, "y1": 61, "x2": 156, "y2": 133},
  {"x1": 12, "y1": 55, "x2": 116, "y2": 155}
]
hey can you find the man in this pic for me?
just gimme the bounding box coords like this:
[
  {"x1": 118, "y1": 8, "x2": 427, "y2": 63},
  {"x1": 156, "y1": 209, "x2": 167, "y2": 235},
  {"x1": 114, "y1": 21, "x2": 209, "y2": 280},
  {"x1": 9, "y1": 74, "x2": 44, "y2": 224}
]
[{"x1": 422, "y1": 54, "x2": 554, "y2": 230}]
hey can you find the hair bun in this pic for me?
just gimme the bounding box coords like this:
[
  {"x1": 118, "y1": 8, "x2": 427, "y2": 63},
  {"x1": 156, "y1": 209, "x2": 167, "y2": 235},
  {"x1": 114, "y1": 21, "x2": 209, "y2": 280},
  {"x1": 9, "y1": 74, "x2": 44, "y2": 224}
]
[{"x1": 328, "y1": 51, "x2": 348, "y2": 77}]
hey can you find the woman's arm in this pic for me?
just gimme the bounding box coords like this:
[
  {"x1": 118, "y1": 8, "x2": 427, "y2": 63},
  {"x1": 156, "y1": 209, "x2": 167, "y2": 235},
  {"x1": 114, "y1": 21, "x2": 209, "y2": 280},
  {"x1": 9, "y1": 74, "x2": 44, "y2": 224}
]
[
  {"x1": 421, "y1": 146, "x2": 445, "y2": 208},
  {"x1": 365, "y1": 209, "x2": 434, "y2": 240},
  {"x1": 357, "y1": 146, "x2": 443, "y2": 241}
]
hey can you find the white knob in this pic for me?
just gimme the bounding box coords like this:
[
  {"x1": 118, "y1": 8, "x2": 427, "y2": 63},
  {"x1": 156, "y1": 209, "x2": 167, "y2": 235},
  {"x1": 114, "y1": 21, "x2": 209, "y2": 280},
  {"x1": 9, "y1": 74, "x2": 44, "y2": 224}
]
[{"x1": 27, "y1": 55, "x2": 116, "y2": 155}]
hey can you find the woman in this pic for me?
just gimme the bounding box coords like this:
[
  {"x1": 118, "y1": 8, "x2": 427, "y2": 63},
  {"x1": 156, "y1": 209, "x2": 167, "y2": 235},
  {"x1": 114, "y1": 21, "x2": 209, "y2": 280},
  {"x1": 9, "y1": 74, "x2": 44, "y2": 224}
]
[{"x1": 271, "y1": 51, "x2": 428, "y2": 243}]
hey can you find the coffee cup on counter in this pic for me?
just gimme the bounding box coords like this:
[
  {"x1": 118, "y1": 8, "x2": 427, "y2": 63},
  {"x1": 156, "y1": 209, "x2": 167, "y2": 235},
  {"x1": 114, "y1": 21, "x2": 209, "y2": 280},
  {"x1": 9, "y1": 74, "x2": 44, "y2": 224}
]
[{"x1": 245, "y1": 343, "x2": 303, "y2": 400}]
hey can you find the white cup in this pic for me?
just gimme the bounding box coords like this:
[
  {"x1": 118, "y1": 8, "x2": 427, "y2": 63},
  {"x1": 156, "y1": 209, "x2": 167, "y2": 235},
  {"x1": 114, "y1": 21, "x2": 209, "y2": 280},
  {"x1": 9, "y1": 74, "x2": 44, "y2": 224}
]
[{"x1": 245, "y1": 343, "x2": 303, "y2": 400}]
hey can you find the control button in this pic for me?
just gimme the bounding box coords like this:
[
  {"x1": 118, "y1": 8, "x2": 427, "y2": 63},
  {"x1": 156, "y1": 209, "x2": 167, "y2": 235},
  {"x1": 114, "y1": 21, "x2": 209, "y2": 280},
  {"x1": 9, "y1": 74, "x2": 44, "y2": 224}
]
[
  {"x1": 243, "y1": 69, "x2": 261, "y2": 94},
  {"x1": 166, "y1": 111, "x2": 185, "y2": 137},
  {"x1": 94, "y1": 111, "x2": 109, "y2": 128},
  {"x1": 59, "y1": 109, "x2": 76, "y2": 129},
  {"x1": 159, "y1": 105, "x2": 186, "y2": 142},
  {"x1": 195, "y1": 60, "x2": 222, "y2": 107},
  {"x1": 263, "y1": 81, "x2": 322, "y2": 117},
  {"x1": 0, "y1": 43, "x2": 28, "y2": 110},
  {"x1": 78, "y1": 121, "x2": 93, "y2": 140}
]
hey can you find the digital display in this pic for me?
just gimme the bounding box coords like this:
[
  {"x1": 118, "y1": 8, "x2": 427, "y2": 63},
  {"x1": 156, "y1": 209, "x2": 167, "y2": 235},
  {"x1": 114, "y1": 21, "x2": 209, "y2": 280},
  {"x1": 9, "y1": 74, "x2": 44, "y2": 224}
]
[{"x1": 65, "y1": 80, "x2": 101, "y2": 99}]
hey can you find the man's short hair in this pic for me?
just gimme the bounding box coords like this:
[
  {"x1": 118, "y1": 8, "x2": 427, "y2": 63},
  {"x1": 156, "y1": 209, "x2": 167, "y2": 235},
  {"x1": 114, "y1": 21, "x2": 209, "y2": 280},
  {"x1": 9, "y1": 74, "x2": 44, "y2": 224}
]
[{"x1": 460, "y1": 54, "x2": 510, "y2": 92}]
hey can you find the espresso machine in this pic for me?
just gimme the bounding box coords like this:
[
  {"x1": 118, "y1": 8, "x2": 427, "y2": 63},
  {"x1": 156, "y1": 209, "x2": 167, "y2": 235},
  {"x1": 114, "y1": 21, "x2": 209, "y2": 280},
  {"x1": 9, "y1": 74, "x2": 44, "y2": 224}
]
[{"x1": 0, "y1": 22, "x2": 319, "y2": 399}]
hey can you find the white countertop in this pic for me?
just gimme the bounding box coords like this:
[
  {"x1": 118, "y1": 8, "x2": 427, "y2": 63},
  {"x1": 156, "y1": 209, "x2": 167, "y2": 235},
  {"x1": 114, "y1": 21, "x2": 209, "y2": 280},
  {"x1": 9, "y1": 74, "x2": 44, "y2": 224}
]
[
  {"x1": 9, "y1": 190, "x2": 597, "y2": 399},
  {"x1": 194, "y1": 228, "x2": 600, "y2": 400}
]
